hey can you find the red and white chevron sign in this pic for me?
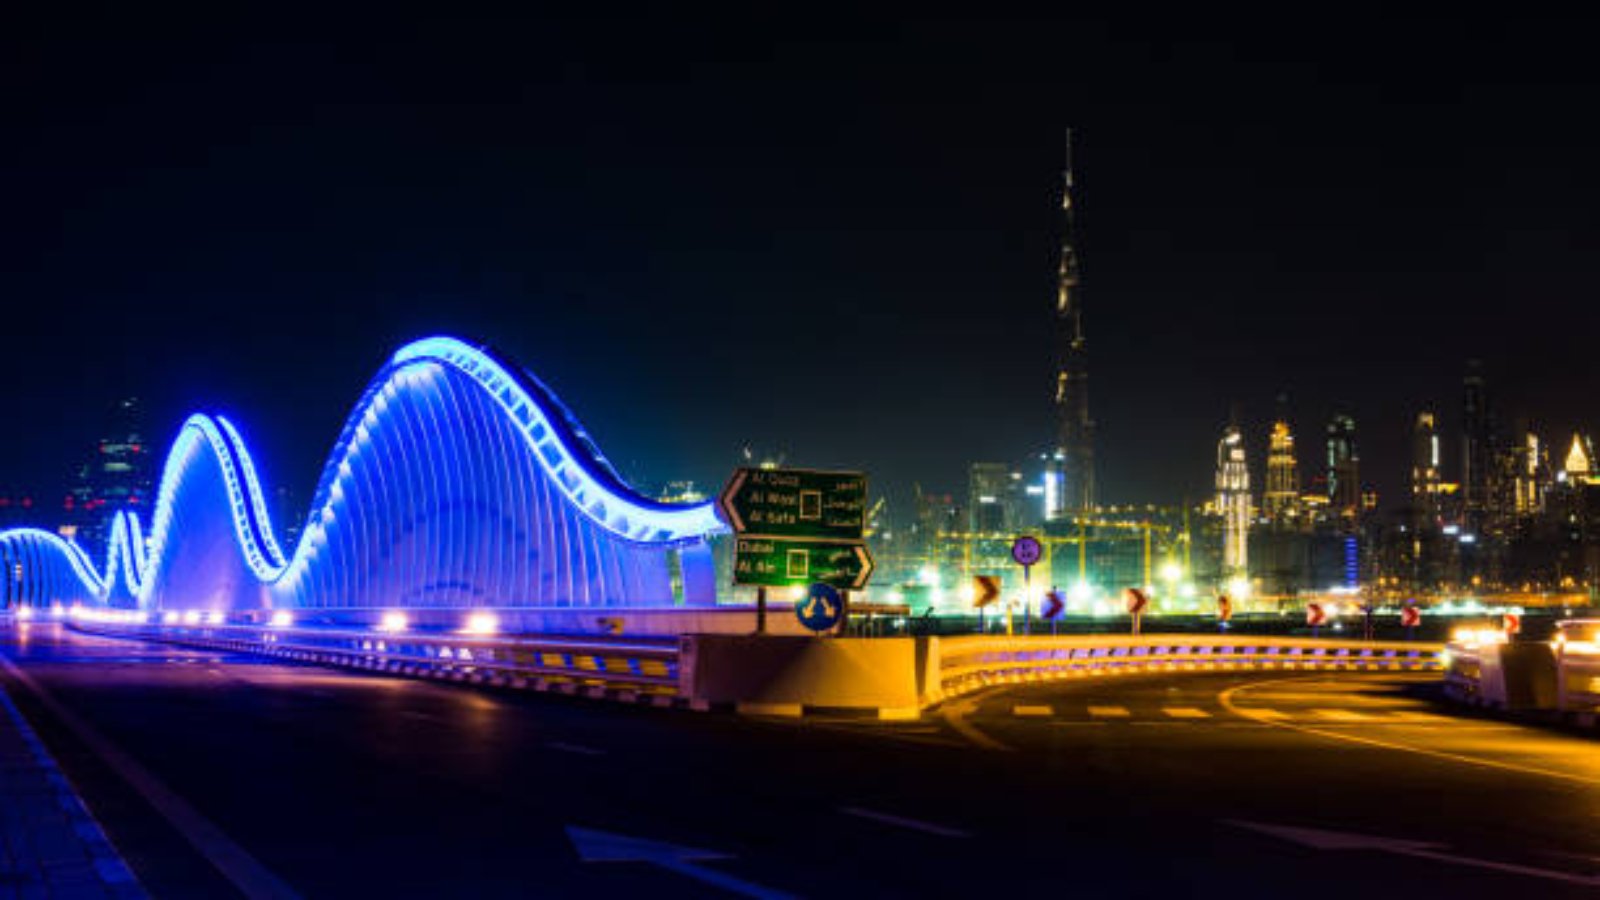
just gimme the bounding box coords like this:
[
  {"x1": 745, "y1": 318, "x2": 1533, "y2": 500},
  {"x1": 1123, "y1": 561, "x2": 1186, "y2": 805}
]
[
  {"x1": 1501, "y1": 612, "x2": 1521, "y2": 635},
  {"x1": 1124, "y1": 587, "x2": 1149, "y2": 616},
  {"x1": 1217, "y1": 594, "x2": 1233, "y2": 622},
  {"x1": 1400, "y1": 605, "x2": 1421, "y2": 628},
  {"x1": 1305, "y1": 603, "x2": 1327, "y2": 627}
]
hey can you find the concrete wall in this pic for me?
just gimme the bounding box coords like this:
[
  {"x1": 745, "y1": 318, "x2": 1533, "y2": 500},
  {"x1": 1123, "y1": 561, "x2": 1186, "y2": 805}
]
[{"x1": 679, "y1": 635, "x2": 936, "y2": 715}]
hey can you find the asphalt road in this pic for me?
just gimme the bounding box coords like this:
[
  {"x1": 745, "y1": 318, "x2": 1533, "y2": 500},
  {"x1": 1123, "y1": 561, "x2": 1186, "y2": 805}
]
[{"x1": 1, "y1": 621, "x2": 1597, "y2": 899}]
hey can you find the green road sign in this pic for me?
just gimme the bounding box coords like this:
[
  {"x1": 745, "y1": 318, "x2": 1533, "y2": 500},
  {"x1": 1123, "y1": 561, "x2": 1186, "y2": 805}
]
[
  {"x1": 732, "y1": 536, "x2": 875, "y2": 590},
  {"x1": 717, "y1": 468, "x2": 867, "y2": 541}
]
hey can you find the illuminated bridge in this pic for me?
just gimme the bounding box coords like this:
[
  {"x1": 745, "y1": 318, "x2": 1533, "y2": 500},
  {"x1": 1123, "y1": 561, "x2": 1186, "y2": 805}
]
[{"x1": 0, "y1": 337, "x2": 725, "y2": 630}]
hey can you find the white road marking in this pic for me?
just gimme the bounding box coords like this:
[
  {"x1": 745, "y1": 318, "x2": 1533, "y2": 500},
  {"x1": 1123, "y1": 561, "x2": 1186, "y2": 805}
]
[
  {"x1": 1162, "y1": 706, "x2": 1211, "y2": 719},
  {"x1": 839, "y1": 806, "x2": 973, "y2": 838},
  {"x1": 547, "y1": 741, "x2": 606, "y2": 756},
  {"x1": 1012, "y1": 704, "x2": 1053, "y2": 717},
  {"x1": 1237, "y1": 708, "x2": 1287, "y2": 719},
  {"x1": 0, "y1": 650, "x2": 301, "y2": 899},
  {"x1": 1087, "y1": 705, "x2": 1131, "y2": 718}
]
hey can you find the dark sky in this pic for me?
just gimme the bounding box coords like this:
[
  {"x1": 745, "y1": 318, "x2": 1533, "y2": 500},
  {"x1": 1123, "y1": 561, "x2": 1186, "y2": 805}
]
[{"x1": 4, "y1": 12, "x2": 1600, "y2": 521}]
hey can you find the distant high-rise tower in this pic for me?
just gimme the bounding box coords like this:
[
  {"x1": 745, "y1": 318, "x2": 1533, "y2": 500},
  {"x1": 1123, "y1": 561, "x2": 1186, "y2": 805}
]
[
  {"x1": 1053, "y1": 128, "x2": 1095, "y2": 515},
  {"x1": 1326, "y1": 413, "x2": 1360, "y2": 526},
  {"x1": 1216, "y1": 424, "x2": 1250, "y2": 578},
  {"x1": 68, "y1": 397, "x2": 154, "y2": 555},
  {"x1": 1264, "y1": 403, "x2": 1299, "y2": 523},
  {"x1": 1461, "y1": 360, "x2": 1494, "y2": 530},
  {"x1": 1411, "y1": 410, "x2": 1444, "y2": 528}
]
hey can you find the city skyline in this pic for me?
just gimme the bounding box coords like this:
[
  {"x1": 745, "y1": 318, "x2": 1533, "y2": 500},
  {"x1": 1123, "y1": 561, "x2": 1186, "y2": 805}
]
[{"x1": 4, "y1": 12, "x2": 1600, "y2": 517}]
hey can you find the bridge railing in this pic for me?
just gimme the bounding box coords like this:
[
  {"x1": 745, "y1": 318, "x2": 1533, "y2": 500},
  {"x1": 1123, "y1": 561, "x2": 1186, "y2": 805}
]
[
  {"x1": 67, "y1": 616, "x2": 681, "y2": 697},
  {"x1": 934, "y1": 634, "x2": 1443, "y2": 704}
]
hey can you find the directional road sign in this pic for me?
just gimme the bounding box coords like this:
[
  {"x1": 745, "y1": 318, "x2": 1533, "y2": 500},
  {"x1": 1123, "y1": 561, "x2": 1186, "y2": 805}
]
[
  {"x1": 1305, "y1": 603, "x2": 1327, "y2": 627},
  {"x1": 1502, "y1": 612, "x2": 1521, "y2": 635},
  {"x1": 1217, "y1": 594, "x2": 1233, "y2": 622},
  {"x1": 972, "y1": 575, "x2": 1001, "y2": 609},
  {"x1": 796, "y1": 582, "x2": 844, "y2": 632},
  {"x1": 1041, "y1": 589, "x2": 1064, "y2": 619},
  {"x1": 1124, "y1": 587, "x2": 1149, "y2": 616},
  {"x1": 717, "y1": 467, "x2": 867, "y2": 541},
  {"x1": 1400, "y1": 605, "x2": 1421, "y2": 628},
  {"x1": 1011, "y1": 535, "x2": 1043, "y2": 567},
  {"x1": 732, "y1": 536, "x2": 874, "y2": 590}
]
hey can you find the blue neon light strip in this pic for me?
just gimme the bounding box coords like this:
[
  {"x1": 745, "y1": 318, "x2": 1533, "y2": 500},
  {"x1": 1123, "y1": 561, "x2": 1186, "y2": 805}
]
[{"x1": 0, "y1": 336, "x2": 723, "y2": 608}]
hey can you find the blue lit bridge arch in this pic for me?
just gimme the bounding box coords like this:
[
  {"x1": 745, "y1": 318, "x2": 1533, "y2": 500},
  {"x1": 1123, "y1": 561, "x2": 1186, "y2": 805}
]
[{"x1": 0, "y1": 337, "x2": 725, "y2": 621}]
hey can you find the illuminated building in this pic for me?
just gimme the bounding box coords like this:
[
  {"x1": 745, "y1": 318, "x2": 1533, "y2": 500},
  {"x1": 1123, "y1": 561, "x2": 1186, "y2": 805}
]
[
  {"x1": 1052, "y1": 129, "x2": 1095, "y2": 516},
  {"x1": 67, "y1": 398, "x2": 154, "y2": 556},
  {"x1": 1460, "y1": 360, "x2": 1493, "y2": 531},
  {"x1": 1325, "y1": 413, "x2": 1360, "y2": 529},
  {"x1": 1512, "y1": 430, "x2": 1550, "y2": 516},
  {"x1": 1215, "y1": 424, "x2": 1250, "y2": 579},
  {"x1": 968, "y1": 462, "x2": 1021, "y2": 533},
  {"x1": 1263, "y1": 416, "x2": 1299, "y2": 523},
  {"x1": 1411, "y1": 410, "x2": 1444, "y2": 528},
  {"x1": 0, "y1": 337, "x2": 724, "y2": 618},
  {"x1": 1562, "y1": 432, "x2": 1596, "y2": 485}
]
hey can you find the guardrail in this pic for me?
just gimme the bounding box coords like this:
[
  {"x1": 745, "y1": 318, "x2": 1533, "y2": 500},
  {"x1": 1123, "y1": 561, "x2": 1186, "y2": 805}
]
[
  {"x1": 67, "y1": 618, "x2": 683, "y2": 702},
  {"x1": 934, "y1": 634, "x2": 1444, "y2": 704}
]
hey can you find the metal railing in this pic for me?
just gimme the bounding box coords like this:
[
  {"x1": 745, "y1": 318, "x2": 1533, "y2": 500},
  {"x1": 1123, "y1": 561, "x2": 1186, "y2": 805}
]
[
  {"x1": 69, "y1": 619, "x2": 681, "y2": 695},
  {"x1": 935, "y1": 634, "x2": 1444, "y2": 703}
]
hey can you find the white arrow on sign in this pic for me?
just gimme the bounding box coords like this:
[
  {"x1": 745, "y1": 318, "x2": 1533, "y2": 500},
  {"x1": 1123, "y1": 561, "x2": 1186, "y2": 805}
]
[
  {"x1": 567, "y1": 826, "x2": 796, "y2": 899},
  {"x1": 1224, "y1": 820, "x2": 1600, "y2": 887}
]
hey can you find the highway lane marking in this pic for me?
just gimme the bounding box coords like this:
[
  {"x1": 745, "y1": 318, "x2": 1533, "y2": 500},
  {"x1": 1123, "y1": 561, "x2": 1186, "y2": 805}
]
[
  {"x1": 1011, "y1": 704, "x2": 1053, "y2": 717},
  {"x1": 1087, "y1": 705, "x2": 1131, "y2": 718},
  {"x1": 1311, "y1": 708, "x2": 1371, "y2": 722},
  {"x1": 936, "y1": 696, "x2": 1013, "y2": 752},
  {"x1": 839, "y1": 806, "x2": 973, "y2": 838},
  {"x1": 1162, "y1": 707, "x2": 1210, "y2": 719},
  {"x1": 1219, "y1": 676, "x2": 1600, "y2": 788},
  {"x1": 0, "y1": 649, "x2": 302, "y2": 899},
  {"x1": 1228, "y1": 819, "x2": 1600, "y2": 887},
  {"x1": 1236, "y1": 707, "x2": 1287, "y2": 719}
]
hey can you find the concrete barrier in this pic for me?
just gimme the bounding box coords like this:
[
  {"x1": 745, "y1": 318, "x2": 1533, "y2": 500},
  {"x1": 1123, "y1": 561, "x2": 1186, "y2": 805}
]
[{"x1": 679, "y1": 635, "x2": 936, "y2": 719}]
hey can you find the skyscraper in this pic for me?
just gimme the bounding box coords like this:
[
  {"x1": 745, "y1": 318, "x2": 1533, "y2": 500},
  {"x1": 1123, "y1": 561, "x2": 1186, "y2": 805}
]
[
  {"x1": 1264, "y1": 414, "x2": 1299, "y2": 523},
  {"x1": 1411, "y1": 410, "x2": 1444, "y2": 528},
  {"x1": 1216, "y1": 424, "x2": 1250, "y2": 579},
  {"x1": 67, "y1": 397, "x2": 154, "y2": 555},
  {"x1": 1326, "y1": 413, "x2": 1360, "y2": 526},
  {"x1": 1053, "y1": 129, "x2": 1095, "y2": 516},
  {"x1": 1461, "y1": 359, "x2": 1494, "y2": 530}
]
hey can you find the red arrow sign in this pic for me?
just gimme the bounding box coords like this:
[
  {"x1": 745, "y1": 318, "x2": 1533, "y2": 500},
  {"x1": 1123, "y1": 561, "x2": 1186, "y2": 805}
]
[
  {"x1": 973, "y1": 575, "x2": 1001, "y2": 609},
  {"x1": 1305, "y1": 603, "x2": 1327, "y2": 627},
  {"x1": 1124, "y1": 587, "x2": 1149, "y2": 616},
  {"x1": 1400, "y1": 605, "x2": 1421, "y2": 628},
  {"x1": 1042, "y1": 589, "x2": 1064, "y2": 619},
  {"x1": 1217, "y1": 594, "x2": 1233, "y2": 622},
  {"x1": 1501, "y1": 612, "x2": 1521, "y2": 635}
]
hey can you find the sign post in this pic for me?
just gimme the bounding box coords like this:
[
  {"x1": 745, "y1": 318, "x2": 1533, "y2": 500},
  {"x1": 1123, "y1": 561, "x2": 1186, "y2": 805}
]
[
  {"x1": 972, "y1": 575, "x2": 1000, "y2": 633},
  {"x1": 1011, "y1": 536, "x2": 1043, "y2": 637},
  {"x1": 1217, "y1": 594, "x2": 1233, "y2": 633},
  {"x1": 1400, "y1": 603, "x2": 1421, "y2": 639},
  {"x1": 1305, "y1": 602, "x2": 1327, "y2": 637},
  {"x1": 1042, "y1": 588, "x2": 1064, "y2": 636},
  {"x1": 718, "y1": 467, "x2": 872, "y2": 635},
  {"x1": 1502, "y1": 612, "x2": 1521, "y2": 638},
  {"x1": 1124, "y1": 587, "x2": 1149, "y2": 635}
]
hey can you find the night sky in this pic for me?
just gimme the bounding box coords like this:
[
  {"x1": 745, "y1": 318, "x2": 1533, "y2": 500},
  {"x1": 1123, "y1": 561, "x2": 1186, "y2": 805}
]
[{"x1": 5, "y1": 12, "x2": 1600, "y2": 522}]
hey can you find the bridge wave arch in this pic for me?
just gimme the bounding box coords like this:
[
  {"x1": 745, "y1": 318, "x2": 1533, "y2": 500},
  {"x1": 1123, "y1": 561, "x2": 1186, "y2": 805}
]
[{"x1": 0, "y1": 336, "x2": 725, "y2": 622}]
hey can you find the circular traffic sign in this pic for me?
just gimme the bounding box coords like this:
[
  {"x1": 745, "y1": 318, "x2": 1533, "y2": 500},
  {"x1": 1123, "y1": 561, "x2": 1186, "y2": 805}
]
[
  {"x1": 1011, "y1": 535, "x2": 1043, "y2": 567},
  {"x1": 796, "y1": 582, "x2": 844, "y2": 632}
]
